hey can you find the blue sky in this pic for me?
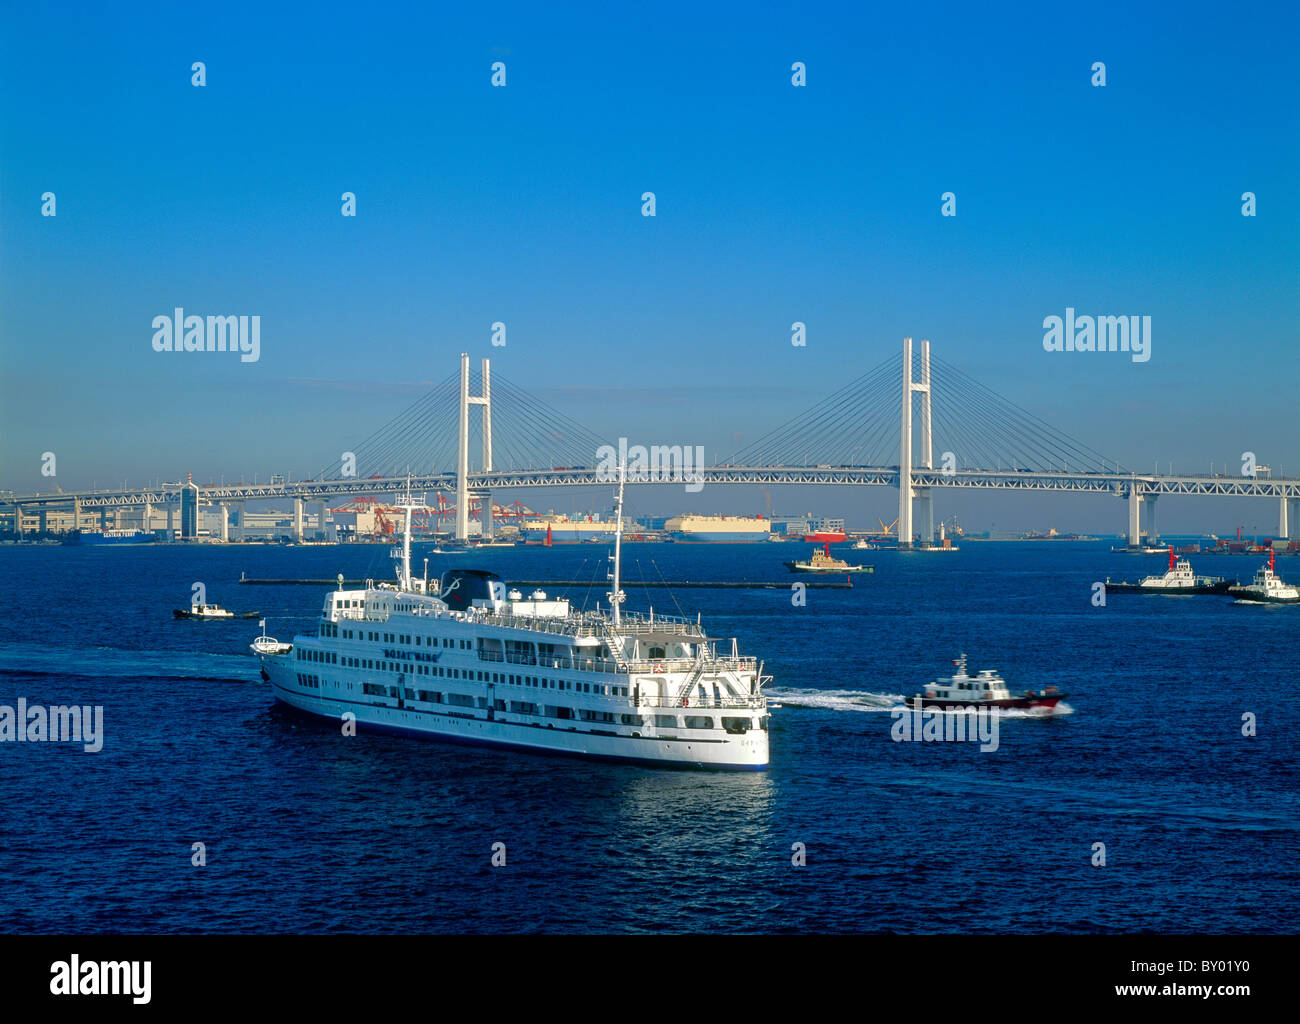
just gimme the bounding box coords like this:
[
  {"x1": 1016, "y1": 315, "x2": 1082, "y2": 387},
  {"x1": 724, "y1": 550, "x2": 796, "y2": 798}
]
[{"x1": 1, "y1": 1, "x2": 1296, "y2": 531}]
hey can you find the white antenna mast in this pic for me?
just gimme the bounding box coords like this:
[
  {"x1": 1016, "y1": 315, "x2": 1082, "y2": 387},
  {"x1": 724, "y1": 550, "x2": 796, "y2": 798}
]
[
  {"x1": 398, "y1": 474, "x2": 415, "y2": 591},
  {"x1": 607, "y1": 458, "x2": 627, "y2": 626}
]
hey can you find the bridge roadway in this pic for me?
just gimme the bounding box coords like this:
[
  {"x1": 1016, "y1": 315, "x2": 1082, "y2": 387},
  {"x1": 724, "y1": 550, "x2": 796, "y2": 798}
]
[{"x1": 5, "y1": 466, "x2": 1299, "y2": 509}]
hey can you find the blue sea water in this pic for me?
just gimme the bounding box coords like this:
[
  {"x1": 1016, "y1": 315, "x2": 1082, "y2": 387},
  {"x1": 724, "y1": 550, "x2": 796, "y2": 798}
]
[{"x1": 0, "y1": 540, "x2": 1296, "y2": 934}]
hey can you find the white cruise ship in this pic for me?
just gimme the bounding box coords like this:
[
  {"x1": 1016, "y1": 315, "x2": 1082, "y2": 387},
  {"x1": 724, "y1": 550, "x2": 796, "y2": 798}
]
[{"x1": 252, "y1": 473, "x2": 771, "y2": 769}]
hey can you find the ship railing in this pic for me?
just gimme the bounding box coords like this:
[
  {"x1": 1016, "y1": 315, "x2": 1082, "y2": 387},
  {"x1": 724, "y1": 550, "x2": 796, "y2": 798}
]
[
  {"x1": 633, "y1": 694, "x2": 767, "y2": 710},
  {"x1": 473, "y1": 612, "x2": 582, "y2": 636},
  {"x1": 470, "y1": 610, "x2": 705, "y2": 640},
  {"x1": 624, "y1": 656, "x2": 758, "y2": 674},
  {"x1": 470, "y1": 652, "x2": 759, "y2": 677},
  {"x1": 585, "y1": 620, "x2": 705, "y2": 639},
  {"x1": 476, "y1": 649, "x2": 539, "y2": 666},
  {"x1": 467, "y1": 606, "x2": 704, "y2": 635}
]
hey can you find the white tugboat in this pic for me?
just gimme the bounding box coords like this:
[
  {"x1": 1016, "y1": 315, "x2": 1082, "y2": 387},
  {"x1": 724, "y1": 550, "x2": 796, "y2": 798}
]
[
  {"x1": 1228, "y1": 551, "x2": 1300, "y2": 604},
  {"x1": 1105, "y1": 547, "x2": 1234, "y2": 595},
  {"x1": 906, "y1": 655, "x2": 1068, "y2": 712},
  {"x1": 251, "y1": 473, "x2": 771, "y2": 769},
  {"x1": 175, "y1": 603, "x2": 259, "y2": 620},
  {"x1": 784, "y1": 542, "x2": 874, "y2": 574}
]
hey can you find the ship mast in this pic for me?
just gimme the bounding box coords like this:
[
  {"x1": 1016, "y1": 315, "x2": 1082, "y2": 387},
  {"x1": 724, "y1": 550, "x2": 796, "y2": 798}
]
[
  {"x1": 397, "y1": 475, "x2": 415, "y2": 592},
  {"x1": 607, "y1": 459, "x2": 627, "y2": 627}
]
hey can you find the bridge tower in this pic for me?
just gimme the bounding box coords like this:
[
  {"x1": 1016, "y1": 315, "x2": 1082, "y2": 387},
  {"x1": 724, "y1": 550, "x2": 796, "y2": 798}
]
[
  {"x1": 457, "y1": 353, "x2": 493, "y2": 541},
  {"x1": 1282, "y1": 495, "x2": 1299, "y2": 539},
  {"x1": 1124, "y1": 482, "x2": 1158, "y2": 547},
  {"x1": 898, "y1": 337, "x2": 934, "y2": 549}
]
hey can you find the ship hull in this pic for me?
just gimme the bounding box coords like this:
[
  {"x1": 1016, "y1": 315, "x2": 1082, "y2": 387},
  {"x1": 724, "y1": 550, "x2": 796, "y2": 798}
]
[
  {"x1": 263, "y1": 661, "x2": 769, "y2": 770},
  {"x1": 522, "y1": 529, "x2": 617, "y2": 543},
  {"x1": 906, "y1": 694, "x2": 1067, "y2": 711},
  {"x1": 783, "y1": 562, "x2": 873, "y2": 573},
  {"x1": 670, "y1": 532, "x2": 770, "y2": 543},
  {"x1": 70, "y1": 530, "x2": 159, "y2": 546},
  {"x1": 174, "y1": 609, "x2": 258, "y2": 619},
  {"x1": 1227, "y1": 589, "x2": 1300, "y2": 604},
  {"x1": 1105, "y1": 580, "x2": 1232, "y2": 594}
]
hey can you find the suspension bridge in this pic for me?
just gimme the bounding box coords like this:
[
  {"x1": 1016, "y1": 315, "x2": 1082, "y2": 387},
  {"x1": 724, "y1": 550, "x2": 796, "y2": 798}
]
[{"x1": 4, "y1": 341, "x2": 1297, "y2": 547}]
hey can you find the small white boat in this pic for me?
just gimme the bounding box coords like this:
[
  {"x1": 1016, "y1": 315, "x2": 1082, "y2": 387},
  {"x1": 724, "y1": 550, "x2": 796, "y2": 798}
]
[
  {"x1": 250, "y1": 619, "x2": 293, "y2": 656},
  {"x1": 250, "y1": 636, "x2": 294, "y2": 655}
]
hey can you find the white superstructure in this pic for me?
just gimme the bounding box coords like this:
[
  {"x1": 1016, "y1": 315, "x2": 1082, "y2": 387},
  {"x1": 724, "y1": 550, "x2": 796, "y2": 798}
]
[{"x1": 253, "y1": 475, "x2": 771, "y2": 769}]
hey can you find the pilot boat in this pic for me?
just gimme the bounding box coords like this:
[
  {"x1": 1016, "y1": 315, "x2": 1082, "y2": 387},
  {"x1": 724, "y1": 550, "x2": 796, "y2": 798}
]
[
  {"x1": 1227, "y1": 552, "x2": 1300, "y2": 604},
  {"x1": 784, "y1": 542, "x2": 874, "y2": 574},
  {"x1": 1105, "y1": 547, "x2": 1234, "y2": 595},
  {"x1": 906, "y1": 654, "x2": 1068, "y2": 711}
]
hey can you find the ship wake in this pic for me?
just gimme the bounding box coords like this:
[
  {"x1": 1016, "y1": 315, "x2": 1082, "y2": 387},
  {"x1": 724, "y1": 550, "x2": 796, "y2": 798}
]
[
  {"x1": 765, "y1": 687, "x2": 906, "y2": 712},
  {"x1": 767, "y1": 686, "x2": 1075, "y2": 718}
]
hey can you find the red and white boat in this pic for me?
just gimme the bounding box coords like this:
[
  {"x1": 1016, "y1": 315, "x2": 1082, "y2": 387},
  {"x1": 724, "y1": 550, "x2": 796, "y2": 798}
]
[{"x1": 906, "y1": 654, "x2": 1068, "y2": 711}]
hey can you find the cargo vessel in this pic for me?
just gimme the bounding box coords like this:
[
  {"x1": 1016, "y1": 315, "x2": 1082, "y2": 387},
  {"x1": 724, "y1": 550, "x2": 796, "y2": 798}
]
[
  {"x1": 69, "y1": 528, "x2": 160, "y2": 546},
  {"x1": 521, "y1": 515, "x2": 618, "y2": 544},
  {"x1": 665, "y1": 514, "x2": 771, "y2": 543}
]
